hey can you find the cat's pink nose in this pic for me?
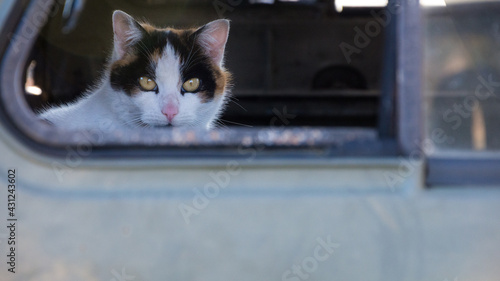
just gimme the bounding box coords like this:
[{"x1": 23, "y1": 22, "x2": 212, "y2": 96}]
[{"x1": 162, "y1": 104, "x2": 178, "y2": 122}]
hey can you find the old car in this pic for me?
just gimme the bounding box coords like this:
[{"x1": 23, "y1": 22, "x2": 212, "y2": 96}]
[{"x1": 0, "y1": 0, "x2": 499, "y2": 280}]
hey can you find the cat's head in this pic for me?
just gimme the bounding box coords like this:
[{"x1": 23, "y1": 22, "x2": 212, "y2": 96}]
[{"x1": 109, "y1": 11, "x2": 230, "y2": 129}]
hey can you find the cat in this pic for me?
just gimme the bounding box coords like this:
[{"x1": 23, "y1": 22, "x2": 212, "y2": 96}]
[{"x1": 39, "y1": 10, "x2": 231, "y2": 131}]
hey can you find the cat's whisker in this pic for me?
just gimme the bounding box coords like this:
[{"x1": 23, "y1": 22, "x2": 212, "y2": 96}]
[
  {"x1": 134, "y1": 42, "x2": 148, "y2": 57},
  {"x1": 227, "y1": 96, "x2": 248, "y2": 112},
  {"x1": 218, "y1": 119, "x2": 253, "y2": 128},
  {"x1": 182, "y1": 40, "x2": 205, "y2": 72},
  {"x1": 181, "y1": 39, "x2": 200, "y2": 72},
  {"x1": 136, "y1": 40, "x2": 155, "y2": 63},
  {"x1": 138, "y1": 40, "x2": 153, "y2": 56},
  {"x1": 212, "y1": 119, "x2": 229, "y2": 130},
  {"x1": 122, "y1": 115, "x2": 146, "y2": 128},
  {"x1": 182, "y1": 53, "x2": 204, "y2": 73}
]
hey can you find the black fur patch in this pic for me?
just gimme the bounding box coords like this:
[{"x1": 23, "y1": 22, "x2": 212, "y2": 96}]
[{"x1": 109, "y1": 26, "x2": 220, "y2": 102}]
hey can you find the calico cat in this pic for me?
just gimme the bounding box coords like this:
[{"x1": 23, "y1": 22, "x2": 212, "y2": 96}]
[{"x1": 39, "y1": 10, "x2": 231, "y2": 130}]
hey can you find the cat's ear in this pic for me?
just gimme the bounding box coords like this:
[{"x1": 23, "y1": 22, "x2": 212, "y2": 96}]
[
  {"x1": 112, "y1": 10, "x2": 144, "y2": 59},
  {"x1": 195, "y1": 19, "x2": 230, "y2": 67}
]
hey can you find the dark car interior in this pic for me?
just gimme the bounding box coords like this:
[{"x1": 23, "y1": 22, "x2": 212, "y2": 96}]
[{"x1": 23, "y1": 0, "x2": 391, "y2": 129}]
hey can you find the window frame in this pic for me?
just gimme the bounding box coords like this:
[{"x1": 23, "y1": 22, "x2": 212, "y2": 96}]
[
  {"x1": 0, "y1": 0, "x2": 415, "y2": 160},
  {"x1": 422, "y1": 2, "x2": 500, "y2": 186}
]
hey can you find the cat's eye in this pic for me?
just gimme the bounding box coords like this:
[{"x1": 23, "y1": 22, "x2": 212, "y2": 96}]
[
  {"x1": 182, "y1": 78, "x2": 200, "y2": 93},
  {"x1": 139, "y1": 76, "x2": 157, "y2": 91}
]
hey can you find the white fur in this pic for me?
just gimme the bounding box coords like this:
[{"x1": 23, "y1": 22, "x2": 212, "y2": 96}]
[
  {"x1": 130, "y1": 44, "x2": 225, "y2": 129},
  {"x1": 39, "y1": 45, "x2": 227, "y2": 131},
  {"x1": 39, "y1": 11, "x2": 229, "y2": 131},
  {"x1": 39, "y1": 77, "x2": 137, "y2": 131}
]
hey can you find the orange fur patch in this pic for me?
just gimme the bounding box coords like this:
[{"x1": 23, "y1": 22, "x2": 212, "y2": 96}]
[{"x1": 113, "y1": 53, "x2": 138, "y2": 68}]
